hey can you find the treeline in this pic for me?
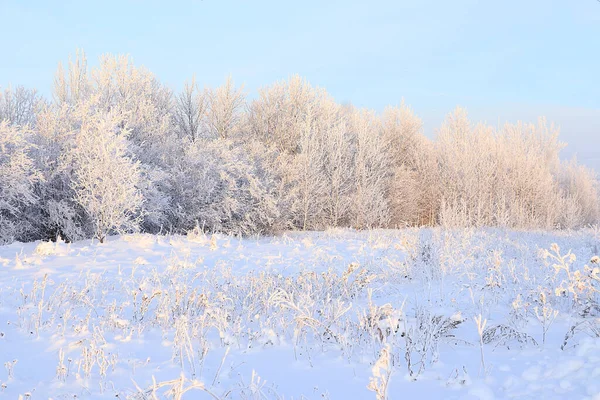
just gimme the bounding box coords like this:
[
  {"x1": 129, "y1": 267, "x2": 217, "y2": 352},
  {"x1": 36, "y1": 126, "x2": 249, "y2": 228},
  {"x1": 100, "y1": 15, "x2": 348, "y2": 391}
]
[{"x1": 0, "y1": 51, "x2": 598, "y2": 243}]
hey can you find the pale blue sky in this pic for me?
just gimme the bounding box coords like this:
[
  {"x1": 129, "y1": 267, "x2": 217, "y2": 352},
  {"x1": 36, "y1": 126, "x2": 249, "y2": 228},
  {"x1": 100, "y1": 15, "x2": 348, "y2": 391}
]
[{"x1": 1, "y1": 0, "x2": 599, "y2": 169}]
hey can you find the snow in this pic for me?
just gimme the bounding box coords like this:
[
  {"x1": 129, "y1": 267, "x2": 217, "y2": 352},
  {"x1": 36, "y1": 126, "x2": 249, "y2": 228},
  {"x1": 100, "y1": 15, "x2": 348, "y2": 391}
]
[{"x1": 0, "y1": 228, "x2": 599, "y2": 399}]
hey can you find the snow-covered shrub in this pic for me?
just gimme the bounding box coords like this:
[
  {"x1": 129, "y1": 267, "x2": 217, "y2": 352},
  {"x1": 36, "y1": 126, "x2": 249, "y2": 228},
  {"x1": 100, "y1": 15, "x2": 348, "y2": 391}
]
[
  {"x1": 402, "y1": 305, "x2": 465, "y2": 377},
  {"x1": 27, "y1": 104, "x2": 91, "y2": 242},
  {"x1": 0, "y1": 121, "x2": 40, "y2": 243},
  {"x1": 542, "y1": 243, "x2": 600, "y2": 314},
  {"x1": 165, "y1": 137, "x2": 283, "y2": 236},
  {"x1": 367, "y1": 344, "x2": 392, "y2": 400}
]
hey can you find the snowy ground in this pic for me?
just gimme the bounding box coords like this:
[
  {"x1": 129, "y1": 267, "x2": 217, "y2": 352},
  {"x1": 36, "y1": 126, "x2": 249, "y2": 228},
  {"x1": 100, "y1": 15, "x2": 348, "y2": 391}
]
[{"x1": 0, "y1": 228, "x2": 599, "y2": 399}]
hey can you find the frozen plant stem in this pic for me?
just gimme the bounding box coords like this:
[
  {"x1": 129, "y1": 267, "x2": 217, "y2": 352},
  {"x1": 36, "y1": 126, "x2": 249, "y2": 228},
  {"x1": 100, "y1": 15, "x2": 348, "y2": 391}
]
[
  {"x1": 534, "y1": 291, "x2": 558, "y2": 347},
  {"x1": 474, "y1": 314, "x2": 487, "y2": 376},
  {"x1": 212, "y1": 347, "x2": 229, "y2": 387}
]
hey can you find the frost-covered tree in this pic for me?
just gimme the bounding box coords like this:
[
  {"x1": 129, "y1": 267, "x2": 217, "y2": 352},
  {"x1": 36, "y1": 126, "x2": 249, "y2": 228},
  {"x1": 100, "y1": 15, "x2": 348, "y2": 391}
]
[
  {"x1": 28, "y1": 103, "x2": 90, "y2": 242},
  {"x1": 434, "y1": 109, "x2": 574, "y2": 229},
  {"x1": 175, "y1": 76, "x2": 207, "y2": 142},
  {"x1": 557, "y1": 160, "x2": 600, "y2": 228},
  {"x1": 0, "y1": 121, "x2": 40, "y2": 243},
  {"x1": 53, "y1": 49, "x2": 90, "y2": 106},
  {"x1": 70, "y1": 110, "x2": 143, "y2": 243},
  {"x1": 0, "y1": 86, "x2": 42, "y2": 127},
  {"x1": 89, "y1": 54, "x2": 174, "y2": 160},
  {"x1": 206, "y1": 76, "x2": 245, "y2": 139},
  {"x1": 34, "y1": 51, "x2": 170, "y2": 241},
  {"x1": 247, "y1": 76, "x2": 341, "y2": 230},
  {"x1": 495, "y1": 119, "x2": 564, "y2": 229},
  {"x1": 382, "y1": 103, "x2": 435, "y2": 226},
  {"x1": 382, "y1": 102, "x2": 423, "y2": 169},
  {"x1": 86, "y1": 54, "x2": 175, "y2": 232},
  {"x1": 436, "y1": 108, "x2": 499, "y2": 227},
  {"x1": 411, "y1": 138, "x2": 440, "y2": 226},
  {"x1": 321, "y1": 117, "x2": 354, "y2": 227},
  {"x1": 350, "y1": 108, "x2": 390, "y2": 228},
  {"x1": 52, "y1": 51, "x2": 175, "y2": 161},
  {"x1": 248, "y1": 75, "x2": 322, "y2": 154},
  {"x1": 288, "y1": 104, "x2": 328, "y2": 230}
]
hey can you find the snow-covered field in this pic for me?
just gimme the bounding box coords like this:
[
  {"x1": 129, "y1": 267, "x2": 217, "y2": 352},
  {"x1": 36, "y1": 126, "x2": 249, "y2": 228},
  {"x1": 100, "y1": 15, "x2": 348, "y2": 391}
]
[{"x1": 1, "y1": 228, "x2": 600, "y2": 399}]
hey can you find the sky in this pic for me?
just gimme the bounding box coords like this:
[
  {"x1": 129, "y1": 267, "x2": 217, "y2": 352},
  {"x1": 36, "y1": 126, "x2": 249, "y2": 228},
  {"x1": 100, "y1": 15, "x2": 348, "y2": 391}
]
[{"x1": 1, "y1": 0, "x2": 599, "y2": 170}]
